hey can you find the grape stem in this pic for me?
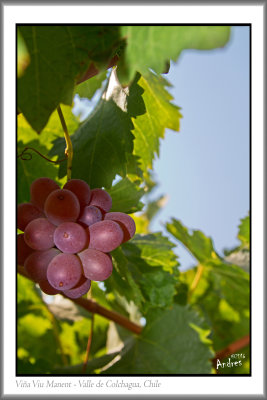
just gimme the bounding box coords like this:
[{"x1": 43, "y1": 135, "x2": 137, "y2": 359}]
[
  {"x1": 57, "y1": 105, "x2": 73, "y2": 181},
  {"x1": 17, "y1": 265, "x2": 143, "y2": 335}
]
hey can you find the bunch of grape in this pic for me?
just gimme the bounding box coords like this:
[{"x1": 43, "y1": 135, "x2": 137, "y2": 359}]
[{"x1": 17, "y1": 178, "x2": 136, "y2": 299}]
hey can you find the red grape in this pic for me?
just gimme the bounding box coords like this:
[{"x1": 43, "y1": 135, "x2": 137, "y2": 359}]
[
  {"x1": 24, "y1": 218, "x2": 55, "y2": 250},
  {"x1": 30, "y1": 177, "x2": 60, "y2": 211},
  {"x1": 17, "y1": 234, "x2": 34, "y2": 265},
  {"x1": 47, "y1": 253, "x2": 82, "y2": 290},
  {"x1": 88, "y1": 220, "x2": 123, "y2": 252},
  {"x1": 89, "y1": 188, "x2": 112, "y2": 212},
  {"x1": 63, "y1": 179, "x2": 91, "y2": 208},
  {"x1": 44, "y1": 189, "x2": 80, "y2": 226},
  {"x1": 63, "y1": 276, "x2": 91, "y2": 299},
  {"x1": 78, "y1": 205, "x2": 102, "y2": 227},
  {"x1": 24, "y1": 248, "x2": 60, "y2": 283},
  {"x1": 39, "y1": 279, "x2": 61, "y2": 295},
  {"x1": 78, "y1": 249, "x2": 113, "y2": 281},
  {"x1": 104, "y1": 212, "x2": 136, "y2": 242},
  {"x1": 17, "y1": 203, "x2": 44, "y2": 231},
  {"x1": 54, "y1": 222, "x2": 88, "y2": 253}
]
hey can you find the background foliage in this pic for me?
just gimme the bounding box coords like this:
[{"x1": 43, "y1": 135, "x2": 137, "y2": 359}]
[{"x1": 17, "y1": 25, "x2": 250, "y2": 375}]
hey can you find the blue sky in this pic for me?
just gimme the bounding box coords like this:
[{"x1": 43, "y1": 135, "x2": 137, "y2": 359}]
[{"x1": 149, "y1": 26, "x2": 250, "y2": 268}]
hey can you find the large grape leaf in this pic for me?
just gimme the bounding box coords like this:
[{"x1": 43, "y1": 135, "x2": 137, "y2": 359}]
[
  {"x1": 50, "y1": 72, "x2": 147, "y2": 189},
  {"x1": 102, "y1": 304, "x2": 214, "y2": 374},
  {"x1": 17, "y1": 106, "x2": 78, "y2": 203},
  {"x1": 50, "y1": 99, "x2": 134, "y2": 189},
  {"x1": 105, "y1": 233, "x2": 179, "y2": 314},
  {"x1": 18, "y1": 26, "x2": 121, "y2": 132},
  {"x1": 118, "y1": 26, "x2": 231, "y2": 83},
  {"x1": 129, "y1": 72, "x2": 182, "y2": 171}
]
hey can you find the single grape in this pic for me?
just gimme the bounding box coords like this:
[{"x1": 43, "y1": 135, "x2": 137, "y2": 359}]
[
  {"x1": 78, "y1": 249, "x2": 113, "y2": 281},
  {"x1": 44, "y1": 189, "x2": 80, "y2": 226},
  {"x1": 17, "y1": 203, "x2": 44, "y2": 232},
  {"x1": 24, "y1": 218, "x2": 55, "y2": 250},
  {"x1": 78, "y1": 205, "x2": 102, "y2": 227},
  {"x1": 39, "y1": 279, "x2": 61, "y2": 295},
  {"x1": 30, "y1": 177, "x2": 60, "y2": 211},
  {"x1": 54, "y1": 222, "x2": 88, "y2": 253},
  {"x1": 47, "y1": 253, "x2": 82, "y2": 290},
  {"x1": 63, "y1": 276, "x2": 91, "y2": 299},
  {"x1": 17, "y1": 234, "x2": 34, "y2": 265},
  {"x1": 63, "y1": 179, "x2": 91, "y2": 208},
  {"x1": 88, "y1": 220, "x2": 123, "y2": 253},
  {"x1": 89, "y1": 188, "x2": 112, "y2": 212},
  {"x1": 104, "y1": 212, "x2": 136, "y2": 242},
  {"x1": 24, "y1": 248, "x2": 60, "y2": 283}
]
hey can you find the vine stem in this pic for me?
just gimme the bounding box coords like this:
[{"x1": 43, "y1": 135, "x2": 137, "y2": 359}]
[
  {"x1": 57, "y1": 105, "x2": 73, "y2": 181},
  {"x1": 17, "y1": 265, "x2": 142, "y2": 335},
  {"x1": 82, "y1": 313, "x2": 94, "y2": 374}
]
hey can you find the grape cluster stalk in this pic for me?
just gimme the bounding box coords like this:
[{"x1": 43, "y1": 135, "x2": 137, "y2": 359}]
[{"x1": 17, "y1": 177, "x2": 136, "y2": 299}]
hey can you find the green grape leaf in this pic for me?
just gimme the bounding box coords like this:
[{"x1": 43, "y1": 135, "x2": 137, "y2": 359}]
[
  {"x1": 126, "y1": 232, "x2": 179, "y2": 273},
  {"x1": 75, "y1": 70, "x2": 108, "y2": 100},
  {"x1": 130, "y1": 72, "x2": 182, "y2": 171},
  {"x1": 166, "y1": 218, "x2": 217, "y2": 263},
  {"x1": 103, "y1": 304, "x2": 214, "y2": 374},
  {"x1": 106, "y1": 234, "x2": 179, "y2": 314},
  {"x1": 118, "y1": 26, "x2": 231, "y2": 83},
  {"x1": 50, "y1": 98, "x2": 134, "y2": 189},
  {"x1": 18, "y1": 26, "x2": 121, "y2": 132},
  {"x1": 50, "y1": 73, "x2": 147, "y2": 189},
  {"x1": 107, "y1": 178, "x2": 145, "y2": 214}
]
